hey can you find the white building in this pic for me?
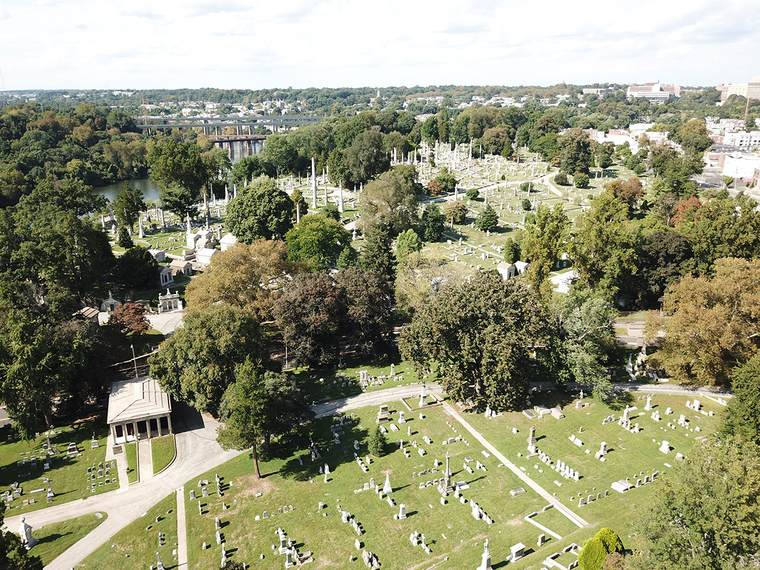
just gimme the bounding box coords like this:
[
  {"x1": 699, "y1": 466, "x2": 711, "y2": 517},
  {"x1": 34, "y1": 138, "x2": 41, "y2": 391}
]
[
  {"x1": 723, "y1": 153, "x2": 760, "y2": 179},
  {"x1": 723, "y1": 131, "x2": 760, "y2": 151},
  {"x1": 626, "y1": 83, "x2": 680, "y2": 104},
  {"x1": 107, "y1": 376, "x2": 172, "y2": 446}
]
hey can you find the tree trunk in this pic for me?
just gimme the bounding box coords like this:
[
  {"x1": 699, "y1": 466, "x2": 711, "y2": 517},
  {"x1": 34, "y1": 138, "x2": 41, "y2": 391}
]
[{"x1": 252, "y1": 443, "x2": 261, "y2": 479}]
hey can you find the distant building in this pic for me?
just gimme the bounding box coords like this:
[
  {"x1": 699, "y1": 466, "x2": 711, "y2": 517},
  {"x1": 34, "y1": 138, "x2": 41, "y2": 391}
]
[
  {"x1": 718, "y1": 77, "x2": 760, "y2": 102},
  {"x1": 626, "y1": 83, "x2": 680, "y2": 104},
  {"x1": 723, "y1": 152, "x2": 760, "y2": 180},
  {"x1": 582, "y1": 88, "x2": 614, "y2": 97},
  {"x1": 723, "y1": 131, "x2": 760, "y2": 151}
]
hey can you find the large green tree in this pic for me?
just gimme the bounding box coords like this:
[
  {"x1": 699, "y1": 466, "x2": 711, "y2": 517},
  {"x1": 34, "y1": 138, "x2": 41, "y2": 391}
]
[
  {"x1": 149, "y1": 305, "x2": 273, "y2": 416},
  {"x1": 336, "y1": 268, "x2": 393, "y2": 357},
  {"x1": 558, "y1": 128, "x2": 592, "y2": 175},
  {"x1": 217, "y1": 358, "x2": 313, "y2": 479},
  {"x1": 358, "y1": 170, "x2": 418, "y2": 236},
  {"x1": 401, "y1": 271, "x2": 549, "y2": 410},
  {"x1": 148, "y1": 139, "x2": 209, "y2": 219},
  {"x1": 630, "y1": 438, "x2": 760, "y2": 570},
  {"x1": 113, "y1": 246, "x2": 158, "y2": 289},
  {"x1": 285, "y1": 214, "x2": 351, "y2": 271},
  {"x1": 521, "y1": 204, "x2": 569, "y2": 297},
  {"x1": 225, "y1": 176, "x2": 294, "y2": 243},
  {"x1": 722, "y1": 353, "x2": 760, "y2": 446},
  {"x1": 272, "y1": 273, "x2": 345, "y2": 368},
  {"x1": 112, "y1": 184, "x2": 146, "y2": 234},
  {"x1": 344, "y1": 129, "x2": 390, "y2": 186}
]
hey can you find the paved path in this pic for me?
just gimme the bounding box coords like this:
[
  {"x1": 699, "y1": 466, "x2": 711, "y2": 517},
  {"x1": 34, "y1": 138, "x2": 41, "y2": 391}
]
[
  {"x1": 313, "y1": 383, "x2": 444, "y2": 418},
  {"x1": 441, "y1": 402, "x2": 589, "y2": 528},
  {"x1": 137, "y1": 439, "x2": 152, "y2": 483},
  {"x1": 5, "y1": 404, "x2": 242, "y2": 570}
]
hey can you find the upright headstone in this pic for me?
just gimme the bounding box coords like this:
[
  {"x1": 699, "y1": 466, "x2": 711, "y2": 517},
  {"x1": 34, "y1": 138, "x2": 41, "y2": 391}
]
[
  {"x1": 311, "y1": 157, "x2": 318, "y2": 209},
  {"x1": 419, "y1": 383, "x2": 427, "y2": 407},
  {"x1": 383, "y1": 473, "x2": 392, "y2": 494},
  {"x1": 478, "y1": 538, "x2": 492, "y2": 570}
]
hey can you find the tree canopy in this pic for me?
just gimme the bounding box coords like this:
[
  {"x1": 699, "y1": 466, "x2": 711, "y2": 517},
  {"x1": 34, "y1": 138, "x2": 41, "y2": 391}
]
[{"x1": 225, "y1": 176, "x2": 294, "y2": 243}]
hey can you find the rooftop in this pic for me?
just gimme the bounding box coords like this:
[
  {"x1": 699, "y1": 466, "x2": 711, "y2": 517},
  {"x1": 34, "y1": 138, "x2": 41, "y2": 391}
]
[{"x1": 107, "y1": 376, "x2": 172, "y2": 425}]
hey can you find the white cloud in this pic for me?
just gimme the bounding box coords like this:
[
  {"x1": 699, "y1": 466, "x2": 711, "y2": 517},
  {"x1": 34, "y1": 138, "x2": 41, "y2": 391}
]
[{"x1": 0, "y1": 0, "x2": 758, "y2": 90}]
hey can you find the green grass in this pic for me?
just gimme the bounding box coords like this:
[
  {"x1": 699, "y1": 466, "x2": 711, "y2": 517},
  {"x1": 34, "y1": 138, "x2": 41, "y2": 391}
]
[
  {"x1": 151, "y1": 436, "x2": 176, "y2": 475},
  {"x1": 0, "y1": 418, "x2": 115, "y2": 516},
  {"x1": 125, "y1": 443, "x2": 138, "y2": 484},
  {"x1": 182, "y1": 403, "x2": 587, "y2": 570},
  {"x1": 78, "y1": 493, "x2": 177, "y2": 570},
  {"x1": 32, "y1": 512, "x2": 107, "y2": 566}
]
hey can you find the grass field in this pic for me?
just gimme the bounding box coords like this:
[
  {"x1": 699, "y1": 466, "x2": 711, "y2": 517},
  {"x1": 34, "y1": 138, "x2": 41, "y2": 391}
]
[
  {"x1": 77, "y1": 493, "x2": 177, "y2": 570},
  {"x1": 151, "y1": 436, "x2": 176, "y2": 475},
  {"x1": 124, "y1": 443, "x2": 138, "y2": 484},
  {"x1": 32, "y1": 512, "x2": 107, "y2": 566},
  {"x1": 0, "y1": 418, "x2": 114, "y2": 517}
]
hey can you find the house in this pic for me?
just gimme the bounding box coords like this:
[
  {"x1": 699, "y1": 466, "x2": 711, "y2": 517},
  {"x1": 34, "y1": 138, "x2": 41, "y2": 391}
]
[{"x1": 106, "y1": 376, "x2": 172, "y2": 447}]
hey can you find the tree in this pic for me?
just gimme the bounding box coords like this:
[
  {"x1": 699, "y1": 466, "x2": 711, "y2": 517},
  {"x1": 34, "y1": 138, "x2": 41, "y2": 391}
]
[
  {"x1": 579, "y1": 528, "x2": 624, "y2": 570},
  {"x1": 521, "y1": 204, "x2": 569, "y2": 297},
  {"x1": 434, "y1": 168, "x2": 458, "y2": 194},
  {"x1": 722, "y1": 353, "x2": 760, "y2": 446},
  {"x1": 358, "y1": 170, "x2": 418, "y2": 236},
  {"x1": 148, "y1": 139, "x2": 208, "y2": 219},
  {"x1": 117, "y1": 226, "x2": 134, "y2": 249},
  {"x1": 634, "y1": 230, "x2": 693, "y2": 308},
  {"x1": 559, "y1": 128, "x2": 592, "y2": 175},
  {"x1": 396, "y1": 228, "x2": 422, "y2": 262},
  {"x1": 606, "y1": 178, "x2": 643, "y2": 209},
  {"x1": 108, "y1": 302, "x2": 150, "y2": 335},
  {"x1": 359, "y1": 222, "x2": 395, "y2": 283},
  {"x1": 217, "y1": 358, "x2": 312, "y2": 479},
  {"x1": 260, "y1": 134, "x2": 299, "y2": 178},
  {"x1": 521, "y1": 198, "x2": 532, "y2": 211},
  {"x1": 149, "y1": 305, "x2": 273, "y2": 416},
  {"x1": 290, "y1": 188, "x2": 309, "y2": 221},
  {"x1": 401, "y1": 271, "x2": 550, "y2": 410},
  {"x1": 114, "y1": 246, "x2": 159, "y2": 289},
  {"x1": 551, "y1": 289, "x2": 616, "y2": 397},
  {"x1": 184, "y1": 240, "x2": 303, "y2": 322},
  {"x1": 554, "y1": 172, "x2": 569, "y2": 186},
  {"x1": 367, "y1": 425, "x2": 387, "y2": 457},
  {"x1": 465, "y1": 188, "x2": 480, "y2": 200},
  {"x1": 344, "y1": 129, "x2": 390, "y2": 185},
  {"x1": 112, "y1": 184, "x2": 146, "y2": 233},
  {"x1": 630, "y1": 438, "x2": 760, "y2": 570},
  {"x1": 570, "y1": 193, "x2": 639, "y2": 300},
  {"x1": 272, "y1": 273, "x2": 345, "y2": 368},
  {"x1": 336, "y1": 268, "x2": 393, "y2": 357},
  {"x1": 479, "y1": 125, "x2": 512, "y2": 156},
  {"x1": 475, "y1": 205, "x2": 498, "y2": 232},
  {"x1": 285, "y1": 214, "x2": 351, "y2": 271},
  {"x1": 648, "y1": 258, "x2": 760, "y2": 387},
  {"x1": 230, "y1": 155, "x2": 276, "y2": 187},
  {"x1": 225, "y1": 176, "x2": 294, "y2": 243},
  {"x1": 337, "y1": 244, "x2": 359, "y2": 269},
  {"x1": 427, "y1": 180, "x2": 444, "y2": 196},
  {"x1": 574, "y1": 172, "x2": 590, "y2": 188},
  {"x1": 420, "y1": 203, "x2": 445, "y2": 242},
  {"x1": 442, "y1": 201, "x2": 467, "y2": 226}
]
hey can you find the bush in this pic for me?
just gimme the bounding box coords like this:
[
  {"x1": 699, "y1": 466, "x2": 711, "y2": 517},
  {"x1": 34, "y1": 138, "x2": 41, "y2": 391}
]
[
  {"x1": 554, "y1": 172, "x2": 569, "y2": 186},
  {"x1": 368, "y1": 425, "x2": 387, "y2": 457},
  {"x1": 574, "y1": 172, "x2": 590, "y2": 188},
  {"x1": 117, "y1": 226, "x2": 134, "y2": 249},
  {"x1": 475, "y1": 205, "x2": 498, "y2": 232},
  {"x1": 465, "y1": 188, "x2": 480, "y2": 200},
  {"x1": 427, "y1": 180, "x2": 444, "y2": 196},
  {"x1": 520, "y1": 181, "x2": 533, "y2": 193},
  {"x1": 579, "y1": 528, "x2": 624, "y2": 570},
  {"x1": 521, "y1": 198, "x2": 532, "y2": 211}
]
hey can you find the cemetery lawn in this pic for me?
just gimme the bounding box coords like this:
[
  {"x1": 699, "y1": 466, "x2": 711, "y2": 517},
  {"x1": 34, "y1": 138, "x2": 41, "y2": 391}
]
[
  {"x1": 77, "y1": 492, "x2": 178, "y2": 570},
  {"x1": 0, "y1": 419, "x2": 114, "y2": 516},
  {"x1": 151, "y1": 435, "x2": 176, "y2": 474},
  {"x1": 32, "y1": 512, "x2": 107, "y2": 566},
  {"x1": 124, "y1": 443, "x2": 138, "y2": 484},
  {"x1": 99, "y1": 326, "x2": 164, "y2": 363},
  {"x1": 182, "y1": 403, "x2": 595, "y2": 570}
]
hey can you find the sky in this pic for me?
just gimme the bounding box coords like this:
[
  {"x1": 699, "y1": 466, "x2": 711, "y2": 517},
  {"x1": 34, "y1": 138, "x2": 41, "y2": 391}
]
[{"x1": 1, "y1": 0, "x2": 759, "y2": 91}]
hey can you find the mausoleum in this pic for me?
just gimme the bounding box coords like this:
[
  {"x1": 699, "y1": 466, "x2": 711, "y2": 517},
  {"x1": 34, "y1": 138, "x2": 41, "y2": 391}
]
[{"x1": 107, "y1": 376, "x2": 172, "y2": 446}]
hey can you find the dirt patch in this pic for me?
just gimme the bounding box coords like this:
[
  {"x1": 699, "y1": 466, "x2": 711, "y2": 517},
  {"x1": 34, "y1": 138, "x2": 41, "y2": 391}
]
[
  {"x1": 406, "y1": 533, "x2": 487, "y2": 570},
  {"x1": 236, "y1": 473, "x2": 276, "y2": 497},
  {"x1": 504, "y1": 517, "x2": 524, "y2": 526}
]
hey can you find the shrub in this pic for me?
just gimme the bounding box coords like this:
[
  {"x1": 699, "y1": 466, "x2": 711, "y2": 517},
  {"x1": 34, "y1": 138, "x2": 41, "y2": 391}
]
[
  {"x1": 579, "y1": 528, "x2": 624, "y2": 570},
  {"x1": 117, "y1": 226, "x2": 134, "y2": 249},
  {"x1": 574, "y1": 172, "x2": 590, "y2": 188},
  {"x1": 368, "y1": 425, "x2": 387, "y2": 457},
  {"x1": 554, "y1": 172, "x2": 569, "y2": 186},
  {"x1": 465, "y1": 188, "x2": 480, "y2": 200}
]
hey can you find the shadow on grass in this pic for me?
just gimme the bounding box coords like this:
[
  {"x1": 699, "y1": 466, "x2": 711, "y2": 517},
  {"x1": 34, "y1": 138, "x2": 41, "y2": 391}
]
[
  {"x1": 36, "y1": 532, "x2": 67, "y2": 545},
  {"x1": 605, "y1": 390, "x2": 634, "y2": 412}
]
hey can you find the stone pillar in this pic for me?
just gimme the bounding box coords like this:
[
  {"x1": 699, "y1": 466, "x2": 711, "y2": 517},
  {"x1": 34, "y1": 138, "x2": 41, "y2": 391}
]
[{"x1": 311, "y1": 157, "x2": 318, "y2": 210}]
